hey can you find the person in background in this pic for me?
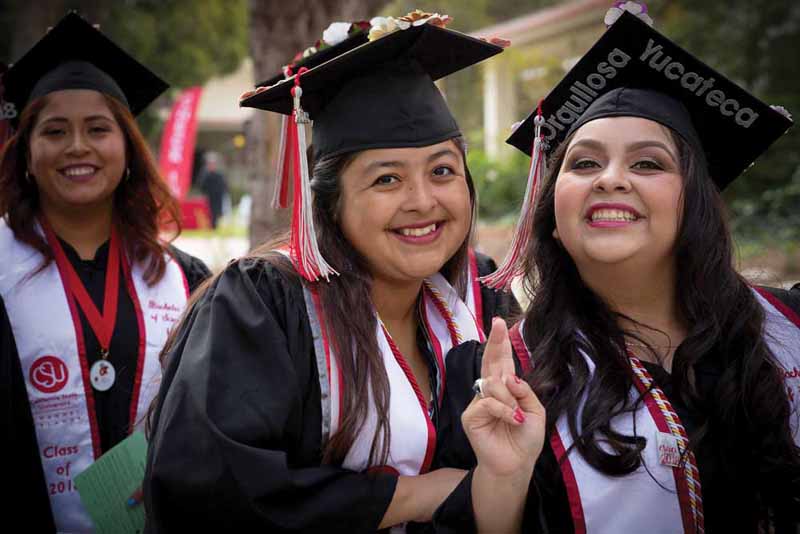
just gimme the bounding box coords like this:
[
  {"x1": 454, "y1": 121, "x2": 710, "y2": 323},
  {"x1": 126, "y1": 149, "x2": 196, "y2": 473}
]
[
  {"x1": 144, "y1": 14, "x2": 516, "y2": 533},
  {"x1": 0, "y1": 13, "x2": 209, "y2": 532},
  {"x1": 196, "y1": 151, "x2": 229, "y2": 229},
  {"x1": 433, "y1": 6, "x2": 800, "y2": 533}
]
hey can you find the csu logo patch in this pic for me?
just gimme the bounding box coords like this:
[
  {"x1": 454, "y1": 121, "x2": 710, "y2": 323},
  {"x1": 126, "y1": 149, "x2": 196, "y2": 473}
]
[{"x1": 29, "y1": 355, "x2": 69, "y2": 393}]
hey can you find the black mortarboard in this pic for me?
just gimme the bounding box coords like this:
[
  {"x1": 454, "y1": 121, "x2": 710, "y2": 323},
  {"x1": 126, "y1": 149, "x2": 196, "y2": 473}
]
[
  {"x1": 3, "y1": 11, "x2": 168, "y2": 119},
  {"x1": 241, "y1": 23, "x2": 502, "y2": 160},
  {"x1": 507, "y1": 11, "x2": 793, "y2": 190}
]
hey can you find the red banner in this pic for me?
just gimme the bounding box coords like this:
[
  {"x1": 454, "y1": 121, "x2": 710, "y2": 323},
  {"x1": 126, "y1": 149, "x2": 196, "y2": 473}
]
[{"x1": 159, "y1": 87, "x2": 203, "y2": 200}]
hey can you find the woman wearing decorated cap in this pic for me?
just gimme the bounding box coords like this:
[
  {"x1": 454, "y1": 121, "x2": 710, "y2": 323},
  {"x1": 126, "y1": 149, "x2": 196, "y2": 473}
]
[
  {"x1": 432, "y1": 4, "x2": 800, "y2": 533},
  {"x1": 144, "y1": 12, "x2": 517, "y2": 533},
  {"x1": 0, "y1": 12, "x2": 210, "y2": 532}
]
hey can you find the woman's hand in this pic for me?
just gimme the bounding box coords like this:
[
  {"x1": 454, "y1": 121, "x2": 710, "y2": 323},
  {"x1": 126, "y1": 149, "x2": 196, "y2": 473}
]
[
  {"x1": 461, "y1": 318, "x2": 546, "y2": 478},
  {"x1": 379, "y1": 468, "x2": 467, "y2": 528}
]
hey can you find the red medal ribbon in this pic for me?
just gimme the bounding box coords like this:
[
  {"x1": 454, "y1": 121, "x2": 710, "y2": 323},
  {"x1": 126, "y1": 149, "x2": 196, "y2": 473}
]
[{"x1": 42, "y1": 218, "x2": 121, "y2": 355}]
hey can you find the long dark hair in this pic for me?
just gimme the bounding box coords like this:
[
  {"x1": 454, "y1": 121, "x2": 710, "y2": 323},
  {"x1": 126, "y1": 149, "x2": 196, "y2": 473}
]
[
  {"x1": 152, "y1": 137, "x2": 476, "y2": 466},
  {"x1": 0, "y1": 93, "x2": 181, "y2": 285},
  {"x1": 313, "y1": 137, "x2": 475, "y2": 465},
  {"x1": 522, "y1": 128, "x2": 800, "y2": 517}
]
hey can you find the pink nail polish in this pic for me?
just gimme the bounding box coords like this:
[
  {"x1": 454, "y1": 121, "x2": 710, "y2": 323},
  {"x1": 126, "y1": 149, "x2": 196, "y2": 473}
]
[
  {"x1": 513, "y1": 407, "x2": 526, "y2": 424},
  {"x1": 513, "y1": 375, "x2": 521, "y2": 384}
]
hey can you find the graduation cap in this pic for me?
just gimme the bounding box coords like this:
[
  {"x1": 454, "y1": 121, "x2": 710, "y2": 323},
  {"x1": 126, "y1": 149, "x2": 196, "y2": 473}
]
[
  {"x1": 240, "y1": 20, "x2": 503, "y2": 282},
  {"x1": 483, "y1": 7, "x2": 794, "y2": 290},
  {"x1": 3, "y1": 11, "x2": 168, "y2": 122}
]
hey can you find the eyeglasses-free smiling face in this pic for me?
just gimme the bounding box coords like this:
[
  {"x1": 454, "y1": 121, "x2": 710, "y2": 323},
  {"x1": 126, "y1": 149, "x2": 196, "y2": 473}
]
[
  {"x1": 338, "y1": 139, "x2": 472, "y2": 285},
  {"x1": 28, "y1": 89, "x2": 127, "y2": 216},
  {"x1": 553, "y1": 116, "x2": 684, "y2": 275}
]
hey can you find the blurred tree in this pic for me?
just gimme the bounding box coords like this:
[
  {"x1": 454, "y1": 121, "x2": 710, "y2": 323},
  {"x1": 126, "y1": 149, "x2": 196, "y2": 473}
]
[
  {"x1": 0, "y1": 0, "x2": 248, "y2": 137},
  {"x1": 247, "y1": 0, "x2": 389, "y2": 247},
  {"x1": 658, "y1": 0, "x2": 800, "y2": 240}
]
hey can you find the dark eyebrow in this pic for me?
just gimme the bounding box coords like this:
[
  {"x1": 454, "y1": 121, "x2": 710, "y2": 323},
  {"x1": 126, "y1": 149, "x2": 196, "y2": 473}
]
[
  {"x1": 362, "y1": 147, "x2": 460, "y2": 174},
  {"x1": 363, "y1": 160, "x2": 405, "y2": 174},
  {"x1": 627, "y1": 140, "x2": 678, "y2": 164},
  {"x1": 566, "y1": 138, "x2": 678, "y2": 164},
  {"x1": 37, "y1": 114, "x2": 115, "y2": 127},
  {"x1": 428, "y1": 148, "x2": 459, "y2": 162},
  {"x1": 565, "y1": 138, "x2": 604, "y2": 157}
]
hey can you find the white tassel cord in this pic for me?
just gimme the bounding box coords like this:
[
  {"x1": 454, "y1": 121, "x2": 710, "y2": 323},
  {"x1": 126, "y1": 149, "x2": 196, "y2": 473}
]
[{"x1": 293, "y1": 99, "x2": 339, "y2": 281}]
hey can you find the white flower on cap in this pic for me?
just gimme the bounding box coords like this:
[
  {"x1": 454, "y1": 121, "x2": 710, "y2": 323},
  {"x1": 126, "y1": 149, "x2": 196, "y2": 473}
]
[
  {"x1": 368, "y1": 11, "x2": 451, "y2": 41},
  {"x1": 368, "y1": 16, "x2": 409, "y2": 41},
  {"x1": 322, "y1": 22, "x2": 352, "y2": 46},
  {"x1": 605, "y1": 1, "x2": 654, "y2": 27}
]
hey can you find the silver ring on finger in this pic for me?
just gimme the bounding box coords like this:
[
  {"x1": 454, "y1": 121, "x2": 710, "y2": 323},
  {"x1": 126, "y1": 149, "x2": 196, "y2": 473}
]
[{"x1": 472, "y1": 378, "x2": 486, "y2": 399}]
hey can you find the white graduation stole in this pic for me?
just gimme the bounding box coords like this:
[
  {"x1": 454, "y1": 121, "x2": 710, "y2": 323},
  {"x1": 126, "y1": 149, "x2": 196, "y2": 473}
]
[
  {"x1": 0, "y1": 221, "x2": 188, "y2": 533},
  {"x1": 304, "y1": 273, "x2": 483, "y2": 477},
  {"x1": 509, "y1": 287, "x2": 800, "y2": 534},
  {"x1": 752, "y1": 287, "x2": 800, "y2": 442},
  {"x1": 303, "y1": 273, "x2": 483, "y2": 534}
]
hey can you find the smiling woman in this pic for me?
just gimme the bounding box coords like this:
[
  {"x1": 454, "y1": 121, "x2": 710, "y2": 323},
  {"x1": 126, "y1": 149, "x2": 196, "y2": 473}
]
[
  {"x1": 433, "y1": 8, "x2": 800, "y2": 534},
  {"x1": 27, "y1": 90, "x2": 127, "y2": 231},
  {"x1": 553, "y1": 117, "x2": 684, "y2": 278},
  {"x1": 339, "y1": 141, "x2": 473, "y2": 286},
  {"x1": 143, "y1": 16, "x2": 519, "y2": 534},
  {"x1": 0, "y1": 13, "x2": 210, "y2": 533}
]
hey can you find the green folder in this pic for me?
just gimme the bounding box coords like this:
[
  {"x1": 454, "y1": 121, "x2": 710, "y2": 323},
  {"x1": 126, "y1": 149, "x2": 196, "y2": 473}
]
[{"x1": 74, "y1": 431, "x2": 147, "y2": 534}]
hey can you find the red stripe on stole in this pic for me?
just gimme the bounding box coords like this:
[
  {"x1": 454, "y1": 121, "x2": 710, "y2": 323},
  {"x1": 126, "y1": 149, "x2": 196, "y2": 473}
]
[
  {"x1": 468, "y1": 249, "x2": 484, "y2": 333},
  {"x1": 754, "y1": 286, "x2": 800, "y2": 329},
  {"x1": 121, "y1": 253, "x2": 148, "y2": 434},
  {"x1": 382, "y1": 326, "x2": 437, "y2": 474},
  {"x1": 420, "y1": 302, "x2": 446, "y2": 408},
  {"x1": 509, "y1": 323, "x2": 588, "y2": 534},
  {"x1": 629, "y1": 366, "x2": 697, "y2": 534}
]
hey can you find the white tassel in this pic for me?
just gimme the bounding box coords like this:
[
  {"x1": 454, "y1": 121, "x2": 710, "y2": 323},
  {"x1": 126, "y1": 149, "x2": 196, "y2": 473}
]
[{"x1": 290, "y1": 84, "x2": 339, "y2": 282}]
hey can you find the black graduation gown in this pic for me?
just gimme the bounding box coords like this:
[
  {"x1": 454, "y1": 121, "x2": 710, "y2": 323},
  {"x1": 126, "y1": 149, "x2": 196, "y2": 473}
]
[
  {"x1": 431, "y1": 286, "x2": 800, "y2": 534},
  {"x1": 144, "y1": 253, "x2": 518, "y2": 533},
  {"x1": 2, "y1": 242, "x2": 209, "y2": 531}
]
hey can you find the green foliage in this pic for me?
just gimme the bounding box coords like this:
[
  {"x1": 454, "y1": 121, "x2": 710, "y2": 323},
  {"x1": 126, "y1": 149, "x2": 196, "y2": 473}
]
[
  {"x1": 103, "y1": 0, "x2": 248, "y2": 139},
  {"x1": 656, "y1": 0, "x2": 800, "y2": 240},
  {"x1": 102, "y1": 0, "x2": 248, "y2": 88},
  {"x1": 468, "y1": 145, "x2": 531, "y2": 221},
  {"x1": 380, "y1": 0, "x2": 560, "y2": 32}
]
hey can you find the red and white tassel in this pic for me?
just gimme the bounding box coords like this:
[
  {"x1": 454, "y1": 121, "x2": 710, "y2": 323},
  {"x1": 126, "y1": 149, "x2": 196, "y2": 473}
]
[
  {"x1": 272, "y1": 65, "x2": 294, "y2": 209},
  {"x1": 288, "y1": 69, "x2": 339, "y2": 282},
  {"x1": 480, "y1": 102, "x2": 547, "y2": 291}
]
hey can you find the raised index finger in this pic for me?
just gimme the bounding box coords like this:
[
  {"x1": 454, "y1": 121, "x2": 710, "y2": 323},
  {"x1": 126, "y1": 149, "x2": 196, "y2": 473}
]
[{"x1": 480, "y1": 317, "x2": 515, "y2": 379}]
